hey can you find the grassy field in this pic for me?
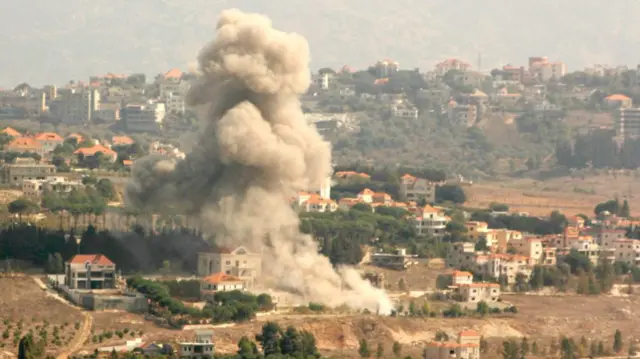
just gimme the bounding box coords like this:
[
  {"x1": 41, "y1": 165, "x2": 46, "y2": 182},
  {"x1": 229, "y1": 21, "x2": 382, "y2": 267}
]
[{"x1": 466, "y1": 173, "x2": 640, "y2": 217}]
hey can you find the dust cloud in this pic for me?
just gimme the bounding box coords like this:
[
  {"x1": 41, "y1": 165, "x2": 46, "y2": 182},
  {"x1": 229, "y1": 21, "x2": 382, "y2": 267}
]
[{"x1": 124, "y1": 9, "x2": 392, "y2": 314}]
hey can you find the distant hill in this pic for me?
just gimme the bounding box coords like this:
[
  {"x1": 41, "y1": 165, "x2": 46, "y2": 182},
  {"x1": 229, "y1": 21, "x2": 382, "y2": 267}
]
[{"x1": 2, "y1": 0, "x2": 640, "y2": 86}]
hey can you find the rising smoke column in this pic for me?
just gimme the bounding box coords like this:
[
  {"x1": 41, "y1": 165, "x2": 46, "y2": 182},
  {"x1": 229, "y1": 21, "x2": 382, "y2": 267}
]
[{"x1": 125, "y1": 9, "x2": 392, "y2": 314}]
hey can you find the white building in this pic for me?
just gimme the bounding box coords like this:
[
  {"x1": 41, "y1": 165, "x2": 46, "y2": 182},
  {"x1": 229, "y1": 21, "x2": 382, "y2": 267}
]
[
  {"x1": 22, "y1": 176, "x2": 84, "y2": 200},
  {"x1": 64, "y1": 254, "x2": 116, "y2": 290},
  {"x1": 121, "y1": 101, "x2": 166, "y2": 132},
  {"x1": 425, "y1": 330, "x2": 481, "y2": 359},
  {"x1": 178, "y1": 330, "x2": 215, "y2": 359},
  {"x1": 197, "y1": 246, "x2": 262, "y2": 288},
  {"x1": 200, "y1": 273, "x2": 245, "y2": 301},
  {"x1": 391, "y1": 104, "x2": 419, "y2": 119},
  {"x1": 415, "y1": 205, "x2": 449, "y2": 238},
  {"x1": 294, "y1": 192, "x2": 337, "y2": 213},
  {"x1": 312, "y1": 73, "x2": 330, "y2": 90}
]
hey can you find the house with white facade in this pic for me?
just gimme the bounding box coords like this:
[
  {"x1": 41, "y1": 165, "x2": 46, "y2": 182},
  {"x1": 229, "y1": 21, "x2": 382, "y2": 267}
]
[
  {"x1": 64, "y1": 254, "x2": 117, "y2": 290},
  {"x1": 415, "y1": 205, "x2": 449, "y2": 238}
]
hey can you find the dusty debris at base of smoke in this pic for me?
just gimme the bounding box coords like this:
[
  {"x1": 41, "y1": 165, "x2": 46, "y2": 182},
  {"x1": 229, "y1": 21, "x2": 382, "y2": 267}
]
[{"x1": 124, "y1": 8, "x2": 392, "y2": 314}]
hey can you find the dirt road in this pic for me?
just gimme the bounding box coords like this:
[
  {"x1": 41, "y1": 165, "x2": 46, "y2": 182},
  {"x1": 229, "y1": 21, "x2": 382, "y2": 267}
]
[
  {"x1": 29, "y1": 277, "x2": 93, "y2": 359},
  {"x1": 57, "y1": 313, "x2": 92, "y2": 359}
]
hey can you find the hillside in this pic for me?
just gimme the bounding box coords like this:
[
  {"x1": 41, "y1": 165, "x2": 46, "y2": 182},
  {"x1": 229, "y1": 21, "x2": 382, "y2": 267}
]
[{"x1": 3, "y1": 0, "x2": 640, "y2": 85}]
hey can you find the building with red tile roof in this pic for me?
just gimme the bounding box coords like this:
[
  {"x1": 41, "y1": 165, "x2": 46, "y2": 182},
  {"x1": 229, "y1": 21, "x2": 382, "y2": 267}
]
[
  {"x1": 74, "y1": 145, "x2": 118, "y2": 162},
  {"x1": 6, "y1": 137, "x2": 45, "y2": 156},
  {"x1": 65, "y1": 254, "x2": 116, "y2": 289},
  {"x1": 2, "y1": 127, "x2": 21, "y2": 137},
  {"x1": 425, "y1": 329, "x2": 480, "y2": 359},
  {"x1": 34, "y1": 132, "x2": 64, "y2": 152},
  {"x1": 112, "y1": 135, "x2": 135, "y2": 146}
]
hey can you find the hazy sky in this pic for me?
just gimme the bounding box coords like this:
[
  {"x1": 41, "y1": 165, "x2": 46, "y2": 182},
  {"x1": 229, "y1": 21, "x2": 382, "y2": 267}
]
[{"x1": 1, "y1": 0, "x2": 639, "y2": 87}]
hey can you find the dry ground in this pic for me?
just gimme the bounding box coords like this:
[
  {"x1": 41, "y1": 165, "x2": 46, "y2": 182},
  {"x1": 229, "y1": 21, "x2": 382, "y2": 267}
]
[
  {"x1": 466, "y1": 173, "x2": 640, "y2": 217},
  {"x1": 0, "y1": 277, "x2": 84, "y2": 356},
  {"x1": 202, "y1": 293, "x2": 640, "y2": 358}
]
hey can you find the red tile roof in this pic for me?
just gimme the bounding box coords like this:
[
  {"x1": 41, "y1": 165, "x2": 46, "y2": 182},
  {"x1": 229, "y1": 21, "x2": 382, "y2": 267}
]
[
  {"x1": 74, "y1": 145, "x2": 117, "y2": 157},
  {"x1": 459, "y1": 329, "x2": 480, "y2": 337},
  {"x1": 164, "y1": 68, "x2": 183, "y2": 79},
  {"x1": 452, "y1": 270, "x2": 472, "y2": 277},
  {"x1": 112, "y1": 136, "x2": 135, "y2": 146},
  {"x1": 2, "y1": 127, "x2": 21, "y2": 137},
  {"x1": 34, "y1": 132, "x2": 63, "y2": 141},
  {"x1": 7, "y1": 137, "x2": 42, "y2": 150},
  {"x1": 69, "y1": 254, "x2": 114, "y2": 266}
]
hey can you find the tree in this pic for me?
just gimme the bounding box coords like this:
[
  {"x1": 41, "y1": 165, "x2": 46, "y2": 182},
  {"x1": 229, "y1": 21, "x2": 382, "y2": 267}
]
[
  {"x1": 359, "y1": 339, "x2": 371, "y2": 358},
  {"x1": 490, "y1": 203, "x2": 509, "y2": 212},
  {"x1": 398, "y1": 278, "x2": 407, "y2": 291},
  {"x1": 435, "y1": 184, "x2": 466, "y2": 204},
  {"x1": 589, "y1": 341, "x2": 597, "y2": 357},
  {"x1": 476, "y1": 301, "x2": 490, "y2": 317},
  {"x1": 597, "y1": 341, "x2": 605, "y2": 356},
  {"x1": 560, "y1": 336, "x2": 577, "y2": 359},
  {"x1": 376, "y1": 343, "x2": 384, "y2": 358},
  {"x1": 531, "y1": 341, "x2": 538, "y2": 355},
  {"x1": 474, "y1": 237, "x2": 489, "y2": 251},
  {"x1": 96, "y1": 178, "x2": 116, "y2": 200},
  {"x1": 613, "y1": 329, "x2": 623, "y2": 353},
  {"x1": 392, "y1": 341, "x2": 402, "y2": 357},
  {"x1": 620, "y1": 199, "x2": 631, "y2": 218},
  {"x1": 520, "y1": 337, "x2": 529, "y2": 357},
  {"x1": 255, "y1": 322, "x2": 282, "y2": 356},
  {"x1": 280, "y1": 326, "x2": 303, "y2": 357},
  {"x1": 8, "y1": 198, "x2": 38, "y2": 221},
  {"x1": 408, "y1": 301, "x2": 417, "y2": 316},
  {"x1": 502, "y1": 339, "x2": 519, "y2": 359}
]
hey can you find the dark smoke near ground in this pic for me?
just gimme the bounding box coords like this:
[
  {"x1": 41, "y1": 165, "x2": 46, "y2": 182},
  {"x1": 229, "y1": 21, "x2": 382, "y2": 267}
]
[{"x1": 125, "y1": 9, "x2": 391, "y2": 313}]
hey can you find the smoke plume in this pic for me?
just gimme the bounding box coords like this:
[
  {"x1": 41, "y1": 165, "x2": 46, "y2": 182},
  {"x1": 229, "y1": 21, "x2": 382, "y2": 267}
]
[{"x1": 125, "y1": 9, "x2": 392, "y2": 314}]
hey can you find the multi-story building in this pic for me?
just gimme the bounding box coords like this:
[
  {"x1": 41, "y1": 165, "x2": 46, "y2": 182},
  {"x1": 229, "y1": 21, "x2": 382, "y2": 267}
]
[
  {"x1": 1, "y1": 158, "x2": 56, "y2": 185},
  {"x1": 64, "y1": 254, "x2": 117, "y2": 290},
  {"x1": 399, "y1": 174, "x2": 438, "y2": 203},
  {"x1": 312, "y1": 72, "x2": 330, "y2": 90},
  {"x1": 121, "y1": 101, "x2": 166, "y2": 132},
  {"x1": 501, "y1": 65, "x2": 526, "y2": 83},
  {"x1": 434, "y1": 58, "x2": 472, "y2": 76},
  {"x1": 607, "y1": 238, "x2": 640, "y2": 266},
  {"x1": 415, "y1": 205, "x2": 449, "y2": 238},
  {"x1": 616, "y1": 107, "x2": 640, "y2": 139},
  {"x1": 197, "y1": 246, "x2": 262, "y2": 288},
  {"x1": 0, "y1": 91, "x2": 46, "y2": 117},
  {"x1": 373, "y1": 59, "x2": 399, "y2": 78},
  {"x1": 507, "y1": 237, "x2": 543, "y2": 265},
  {"x1": 447, "y1": 101, "x2": 478, "y2": 127},
  {"x1": 528, "y1": 57, "x2": 566, "y2": 82},
  {"x1": 178, "y1": 330, "x2": 215, "y2": 359},
  {"x1": 447, "y1": 242, "x2": 477, "y2": 269},
  {"x1": 424, "y1": 330, "x2": 481, "y2": 359},
  {"x1": 22, "y1": 176, "x2": 84, "y2": 200},
  {"x1": 475, "y1": 254, "x2": 530, "y2": 284},
  {"x1": 49, "y1": 89, "x2": 100, "y2": 124},
  {"x1": 453, "y1": 71, "x2": 488, "y2": 88},
  {"x1": 370, "y1": 248, "x2": 417, "y2": 270},
  {"x1": 457, "y1": 282, "x2": 501, "y2": 303},
  {"x1": 34, "y1": 132, "x2": 64, "y2": 153}
]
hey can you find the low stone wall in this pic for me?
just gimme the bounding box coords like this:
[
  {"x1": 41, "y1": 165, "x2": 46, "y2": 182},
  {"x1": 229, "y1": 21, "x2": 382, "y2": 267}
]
[{"x1": 57, "y1": 284, "x2": 148, "y2": 312}]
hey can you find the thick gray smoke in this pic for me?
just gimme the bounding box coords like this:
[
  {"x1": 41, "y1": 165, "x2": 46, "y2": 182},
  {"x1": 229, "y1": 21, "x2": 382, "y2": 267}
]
[{"x1": 125, "y1": 9, "x2": 392, "y2": 314}]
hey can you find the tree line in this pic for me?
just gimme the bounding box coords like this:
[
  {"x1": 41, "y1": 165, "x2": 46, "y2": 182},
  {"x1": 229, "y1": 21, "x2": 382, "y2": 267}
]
[{"x1": 556, "y1": 130, "x2": 640, "y2": 169}]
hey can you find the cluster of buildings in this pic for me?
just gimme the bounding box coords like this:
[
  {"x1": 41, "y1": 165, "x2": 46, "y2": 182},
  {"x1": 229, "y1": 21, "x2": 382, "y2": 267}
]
[
  {"x1": 292, "y1": 170, "x2": 452, "y2": 239},
  {"x1": 0, "y1": 69, "x2": 193, "y2": 133},
  {"x1": 444, "y1": 214, "x2": 640, "y2": 294}
]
